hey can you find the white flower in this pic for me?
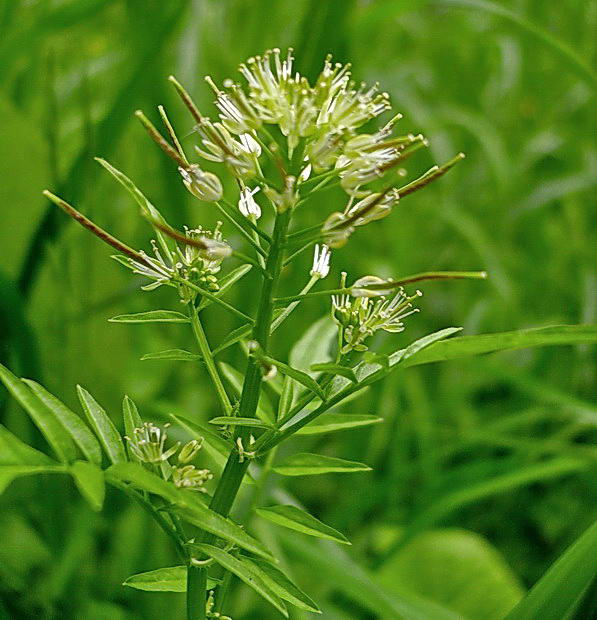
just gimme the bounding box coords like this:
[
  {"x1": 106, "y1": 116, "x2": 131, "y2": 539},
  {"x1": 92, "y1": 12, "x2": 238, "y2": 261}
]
[
  {"x1": 310, "y1": 244, "x2": 331, "y2": 279},
  {"x1": 239, "y1": 133, "x2": 262, "y2": 157},
  {"x1": 238, "y1": 186, "x2": 261, "y2": 219},
  {"x1": 125, "y1": 423, "x2": 179, "y2": 463}
]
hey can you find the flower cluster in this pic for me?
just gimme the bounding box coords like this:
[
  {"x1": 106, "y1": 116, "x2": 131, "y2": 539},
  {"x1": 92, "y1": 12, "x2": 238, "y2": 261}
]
[
  {"x1": 332, "y1": 273, "x2": 422, "y2": 353},
  {"x1": 125, "y1": 424, "x2": 212, "y2": 492},
  {"x1": 117, "y1": 224, "x2": 230, "y2": 302},
  {"x1": 168, "y1": 47, "x2": 463, "y2": 248}
]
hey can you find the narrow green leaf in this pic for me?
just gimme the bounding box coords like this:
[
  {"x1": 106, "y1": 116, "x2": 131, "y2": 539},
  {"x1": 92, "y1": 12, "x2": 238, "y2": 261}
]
[
  {"x1": 257, "y1": 504, "x2": 350, "y2": 545},
  {"x1": 23, "y1": 380, "x2": 102, "y2": 465},
  {"x1": 77, "y1": 386, "x2": 126, "y2": 464},
  {"x1": 95, "y1": 157, "x2": 173, "y2": 260},
  {"x1": 70, "y1": 460, "x2": 105, "y2": 511},
  {"x1": 339, "y1": 328, "x2": 461, "y2": 393},
  {"x1": 122, "y1": 396, "x2": 143, "y2": 437},
  {"x1": 107, "y1": 462, "x2": 181, "y2": 505},
  {"x1": 141, "y1": 349, "x2": 201, "y2": 361},
  {"x1": 248, "y1": 557, "x2": 321, "y2": 614},
  {"x1": 0, "y1": 425, "x2": 55, "y2": 466},
  {"x1": 289, "y1": 317, "x2": 337, "y2": 375},
  {"x1": 277, "y1": 376, "x2": 296, "y2": 420},
  {"x1": 400, "y1": 325, "x2": 597, "y2": 368},
  {"x1": 274, "y1": 453, "x2": 372, "y2": 476},
  {"x1": 0, "y1": 465, "x2": 66, "y2": 494},
  {"x1": 110, "y1": 463, "x2": 266, "y2": 557},
  {"x1": 505, "y1": 519, "x2": 597, "y2": 619},
  {"x1": 109, "y1": 310, "x2": 189, "y2": 324},
  {"x1": 263, "y1": 356, "x2": 325, "y2": 399},
  {"x1": 310, "y1": 363, "x2": 357, "y2": 382},
  {"x1": 176, "y1": 502, "x2": 273, "y2": 560},
  {"x1": 210, "y1": 417, "x2": 273, "y2": 429},
  {"x1": 0, "y1": 364, "x2": 76, "y2": 463},
  {"x1": 123, "y1": 566, "x2": 218, "y2": 592},
  {"x1": 194, "y1": 544, "x2": 287, "y2": 617},
  {"x1": 296, "y1": 413, "x2": 382, "y2": 435},
  {"x1": 122, "y1": 396, "x2": 143, "y2": 463},
  {"x1": 95, "y1": 158, "x2": 166, "y2": 223}
]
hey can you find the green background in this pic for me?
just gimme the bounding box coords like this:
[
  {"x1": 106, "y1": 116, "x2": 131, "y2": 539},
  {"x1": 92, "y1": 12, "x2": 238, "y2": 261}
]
[{"x1": 0, "y1": 0, "x2": 595, "y2": 618}]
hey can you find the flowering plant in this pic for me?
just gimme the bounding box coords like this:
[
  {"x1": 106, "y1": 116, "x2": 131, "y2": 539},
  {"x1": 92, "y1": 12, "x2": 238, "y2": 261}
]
[{"x1": 0, "y1": 49, "x2": 486, "y2": 619}]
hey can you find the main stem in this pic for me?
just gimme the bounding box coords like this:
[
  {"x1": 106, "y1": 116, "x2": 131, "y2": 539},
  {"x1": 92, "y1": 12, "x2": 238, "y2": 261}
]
[
  {"x1": 190, "y1": 208, "x2": 291, "y2": 619},
  {"x1": 211, "y1": 208, "x2": 290, "y2": 514}
]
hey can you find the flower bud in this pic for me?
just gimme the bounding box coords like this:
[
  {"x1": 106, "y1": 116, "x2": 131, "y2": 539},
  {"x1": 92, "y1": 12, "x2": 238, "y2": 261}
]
[
  {"x1": 178, "y1": 439, "x2": 203, "y2": 464},
  {"x1": 179, "y1": 165, "x2": 223, "y2": 202},
  {"x1": 322, "y1": 212, "x2": 354, "y2": 248},
  {"x1": 200, "y1": 237, "x2": 233, "y2": 260},
  {"x1": 350, "y1": 275, "x2": 388, "y2": 297}
]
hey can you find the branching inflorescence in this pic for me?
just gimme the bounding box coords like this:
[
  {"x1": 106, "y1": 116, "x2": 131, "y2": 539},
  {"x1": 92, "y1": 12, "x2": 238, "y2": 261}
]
[{"x1": 3, "y1": 48, "x2": 486, "y2": 619}]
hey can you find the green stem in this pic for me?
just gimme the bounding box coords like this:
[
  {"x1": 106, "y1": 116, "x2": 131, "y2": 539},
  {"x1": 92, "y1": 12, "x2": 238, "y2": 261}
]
[
  {"x1": 187, "y1": 564, "x2": 206, "y2": 620},
  {"x1": 189, "y1": 304, "x2": 233, "y2": 415},
  {"x1": 194, "y1": 208, "x2": 292, "y2": 601}
]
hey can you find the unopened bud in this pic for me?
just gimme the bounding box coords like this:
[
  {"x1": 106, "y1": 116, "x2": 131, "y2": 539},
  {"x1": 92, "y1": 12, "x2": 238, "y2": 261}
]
[
  {"x1": 322, "y1": 212, "x2": 354, "y2": 248},
  {"x1": 179, "y1": 165, "x2": 223, "y2": 202},
  {"x1": 178, "y1": 439, "x2": 203, "y2": 464},
  {"x1": 351, "y1": 275, "x2": 388, "y2": 297}
]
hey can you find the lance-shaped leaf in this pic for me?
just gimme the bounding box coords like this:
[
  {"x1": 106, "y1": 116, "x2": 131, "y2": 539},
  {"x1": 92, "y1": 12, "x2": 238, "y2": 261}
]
[
  {"x1": 260, "y1": 356, "x2": 325, "y2": 400},
  {"x1": 110, "y1": 464, "x2": 268, "y2": 557},
  {"x1": 247, "y1": 557, "x2": 321, "y2": 614},
  {"x1": 23, "y1": 380, "x2": 102, "y2": 465},
  {"x1": 0, "y1": 465, "x2": 67, "y2": 494},
  {"x1": 107, "y1": 462, "x2": 181, "y2": 504},
  {"x1": 141, "y1": 349, "x2": 201, "y2": 361},
  {"x1": 109, "y1": 310, "x2": 189, "y2": 324},
  {"x1": 505, "y1": 518, "x2": 597, "y2": 619},
  {"x1": 123, "y1": 566, "x2": 219, "y2": 592},
  {"x1": 400, "y1": 325, "x2": 597, "y2": 368},
  {"x1": 194, "y1": 544, "x2": 287, "y2": 617},
  {"x1": 77, "y1": 386, "x2": 126, "y2": 464},
  {"x1": 94, "y1": 157, "x2": 172, "y2": 258},
  {"x1": 0, "y1": 425, "x2": 55, "y2": 466},
  {"x1": 290, "y1": 317, "x2": 337, "y2": 375},
  {"x1": 0, "y1": 364, "x2": 76, "y2": 463},
  {"x1": 273, "y1": 453, "x2": 372, "y2": 476},
  {"x1": 175, "y1": 503, "x2": 273, "y2": 560},
  {"x1": 210, "y1": 417, "x2": 273, "y2": 429},
  {"x1": 70, "y1": 460, "x2": 105, "y2": 511},
  {"x1": 310, "y1": 363, "x2": 357, "y2": 382},
  {"x1": 257, "y1": 504, "x2": 350, "y2": 545},
  {"x1": 296, "y1": 413, "x2": 382, "y2": 435},
  {"x1": 122, "y1": 396, "x2": 143, "y2": 463}
]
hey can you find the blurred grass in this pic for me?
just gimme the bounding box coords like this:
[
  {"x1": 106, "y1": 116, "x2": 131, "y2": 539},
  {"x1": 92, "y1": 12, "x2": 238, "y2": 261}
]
[{"x1": 0, "y1": 0, "x2": 595, "y2": 618}]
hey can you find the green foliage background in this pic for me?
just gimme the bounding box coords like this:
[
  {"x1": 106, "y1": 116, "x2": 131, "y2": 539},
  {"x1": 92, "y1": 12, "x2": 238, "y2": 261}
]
[{"x1": 0, "y1": 0, "x2": 595, "y2": 618}]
